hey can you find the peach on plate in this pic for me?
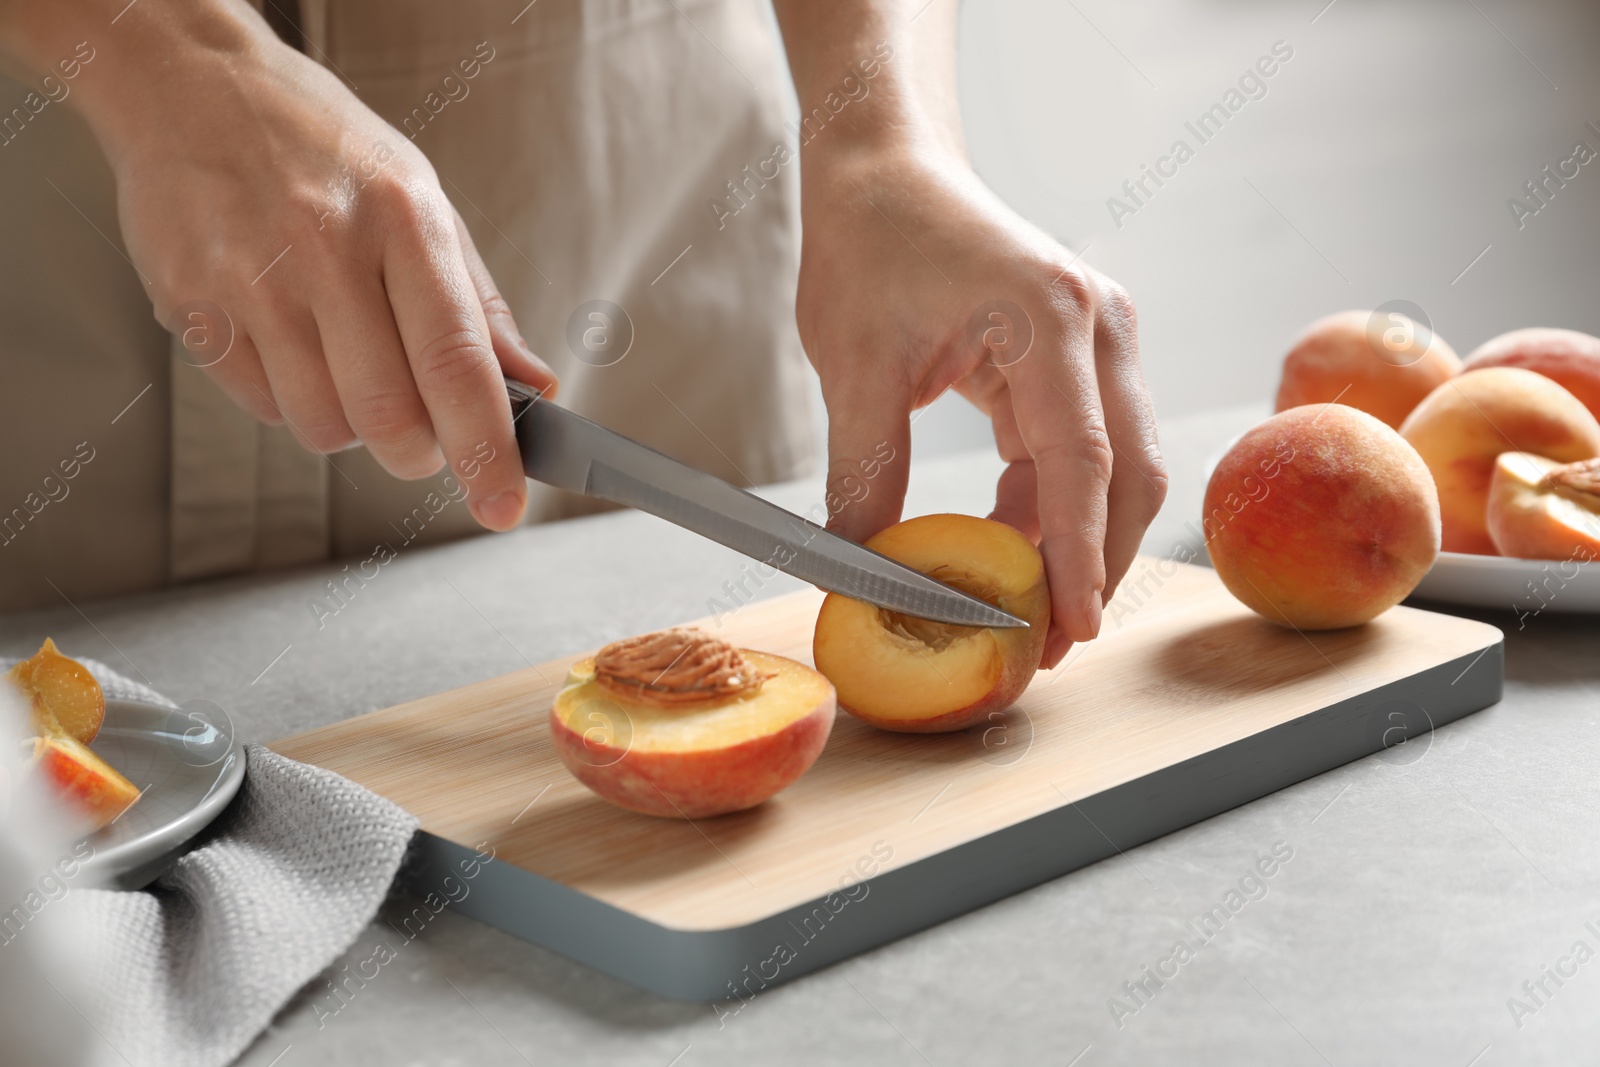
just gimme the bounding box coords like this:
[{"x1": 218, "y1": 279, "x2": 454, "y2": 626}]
[
  {"x1": 1463, "y1": 327, "x2": 1600, "y2": 424},
  {"x1": 30, "y1": 733, "x2": 142, "y2": 832},
  {"x1": 1204, "y1": 404, "x2": 1440, "y2": 630},
  {"x1": 550, "y1": 628, "x2": 834, "y2": 819},
  {"x1": 7, "y1": 642, "x2": 139, "y2": 831},
  {"x1": 9, "y1": 637, "x2": 104, "y2": 744},
  {"x1": 1486, "y1": 453, "x2": 1600, "y2": 561},
  {"x1": 1274, "y1": 310, "x2": 1461, "y2": 429},
  {"x1": 1399, "y1": 367, "x2": 1600, "y2": 554},
  {"x1": 811, "y1": 513, "x2": 1050, "y2": 733}
]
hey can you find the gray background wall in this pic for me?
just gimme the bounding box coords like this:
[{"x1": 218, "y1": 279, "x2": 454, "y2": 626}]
[{"x1": 802, "y1": 0, "x2": 1600, "y2": 465}]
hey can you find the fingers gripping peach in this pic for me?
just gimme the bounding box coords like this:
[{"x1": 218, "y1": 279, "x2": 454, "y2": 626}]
[{"x1": 812, "y1": 514, "x2": 1051, "y2": 733}]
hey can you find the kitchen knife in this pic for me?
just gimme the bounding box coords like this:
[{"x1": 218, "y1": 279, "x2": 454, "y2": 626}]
[{"x1": 503, "y1": 379, "x2": 1028, "y2": 629}]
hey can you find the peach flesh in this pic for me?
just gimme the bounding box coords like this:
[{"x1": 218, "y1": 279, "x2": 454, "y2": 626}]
[
  {"x1": 1399, "y1": 367, "x2": 1600, "y2": 554},
  {"x1": 1486, "y1": 453, "x2": 1600, "y2": 561},
  {"x1": 1204, "y1": 404, "x2": 1440, "y2": 630},
  {"x1": 9, "y1": 637, "x2": 105, "y2": 744},
  {"x1": 812, "y1": 514, "x2": 1050, "y2": 733},
  {"x1": 32, "y1": 734, "x2": 141, "y2": 832},
  {"x1": 550, "y1": 650, "x2": 834, "y2": 819}
]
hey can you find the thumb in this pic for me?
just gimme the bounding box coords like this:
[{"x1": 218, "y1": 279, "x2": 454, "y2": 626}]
[{"x1": 822, "y1": 383, "x2": 913, "y2": 544}]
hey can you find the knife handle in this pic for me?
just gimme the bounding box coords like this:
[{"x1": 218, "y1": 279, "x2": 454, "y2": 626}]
[{"x1": 504, "y1": 377, "x2": 545, "y2": 422}]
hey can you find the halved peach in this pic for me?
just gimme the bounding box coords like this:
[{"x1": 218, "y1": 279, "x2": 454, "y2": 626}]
[
  {"x1": 811, "y1": 514, "x2": 1050, "y2": 733},
  {"x1": 1486, "y1": 453, "x2": 1600, "y2": 560},
  {"x1": 31, "y1": 734, "x2": 141, "y2": 832},
  {"x1": 9, "y1": 638, "x2": 105, "y2": 744},
  {"x1": 1399, "y1": 367, "x2": 1600, "y2": 554},
  {"x1": 550, "y1": 629, "x2": 834, "y2": 819}
]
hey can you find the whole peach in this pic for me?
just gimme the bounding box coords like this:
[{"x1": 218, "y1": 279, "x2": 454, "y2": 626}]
[
  {"x1": 1399, "y1": 367, "x2": 1600, "y2": 554},
  {"x1": 1463, "y1": 327, "x2": 1600, "y2": 424},
  {"x1": 1204, "y1": 405, "x2": 1440, "y2": 629},
  {"x1": 1275, "y1": 310, "x2": 1461, "y2": 428}
]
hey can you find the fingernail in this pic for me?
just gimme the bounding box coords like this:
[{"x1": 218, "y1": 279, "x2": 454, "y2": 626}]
[
  {"x1": 1082, "y1": 589, "x2": 1103, "y2": 640},
  {"x1": 525, "y1": 346, "x2": 560, "y2": 398},
  {"x1": 474, "y1": 490, "x2": 525, "y2": 531},
  {"x1": 1041, "y1": 627, "x2": 1073, "y2": 670}
]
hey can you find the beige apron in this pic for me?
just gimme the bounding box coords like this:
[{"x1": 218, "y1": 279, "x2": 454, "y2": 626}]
[{"x1": 0, "y1": 0, "x2": 813, "y2": 612}]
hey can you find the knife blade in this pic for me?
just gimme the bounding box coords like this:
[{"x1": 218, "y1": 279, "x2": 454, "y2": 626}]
[{"x1": 503, "y1": 380, "x2": 1028, "y2": 629}]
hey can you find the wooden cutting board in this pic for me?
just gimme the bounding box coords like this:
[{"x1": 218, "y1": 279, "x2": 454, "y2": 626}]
[{"x1": 273, "y1": 559, "x2": 1503, "y2": 1000}]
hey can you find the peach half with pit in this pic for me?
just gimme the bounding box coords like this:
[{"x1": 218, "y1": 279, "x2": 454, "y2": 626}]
[
  {"x1": 550, "y1": 628, "x2": 834, "y2": 819},
  {"x1": 1486, "y1": 453, "x2": 1600, "y2": 561},
  {"x1": 1399, "y1": 367, "x2": 1600, "y2": 554},
  {"x1": 811, "y1": 513, "x2": 1050, "y2": 733}
]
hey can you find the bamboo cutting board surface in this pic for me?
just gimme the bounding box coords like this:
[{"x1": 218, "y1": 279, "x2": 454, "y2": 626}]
[{"x1": 273, "y1": 559, "x2": 1502, "y2": 932}]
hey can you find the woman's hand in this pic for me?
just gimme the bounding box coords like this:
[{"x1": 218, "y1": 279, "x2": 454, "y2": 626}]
[
  {"x1": 37, "y1": 1, "x2": 556, "y2": 530},
  {"x1": 796, "y1": 141, "x2": 1167, "y2": 668}
]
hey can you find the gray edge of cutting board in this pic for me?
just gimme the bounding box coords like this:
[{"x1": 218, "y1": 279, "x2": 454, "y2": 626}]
[{"x1": 400, "y1": 635, "x2": 1504, "y2": 1002}]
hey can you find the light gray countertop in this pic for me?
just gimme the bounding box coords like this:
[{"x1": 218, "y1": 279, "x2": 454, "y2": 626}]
[{"x1": 6, "y1": 404, "x2": 1598, "y2": 1066}]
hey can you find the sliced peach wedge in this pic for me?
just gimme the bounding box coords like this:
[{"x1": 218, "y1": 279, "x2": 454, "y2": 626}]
[
  {"x1": 1487, "y1": 453, "x2": 1600, "y2": 560},
  {"x1": 7, "y1": 638, "x2": 138, "y2": 831},
  {"x1": 10, "y1": 637, "x2": 105, "y2": 744},
  {"x1": 550, "y1": 628, "x2": 834, "y2": 819},
  {"x1": 812, "y1": 514, "x2": 1051, "y2": 733},
  {"x1": 30, "y1": 734, "x2": 141, "y2": 832}
]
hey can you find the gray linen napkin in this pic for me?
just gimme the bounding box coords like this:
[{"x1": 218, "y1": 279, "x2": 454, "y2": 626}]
[{"x1": 17, "y1": 656, "x2": 419, "y2": 1067}]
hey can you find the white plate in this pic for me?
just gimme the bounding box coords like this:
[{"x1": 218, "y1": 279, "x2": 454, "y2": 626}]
[
  {"x1": 78, "y1": 698, "x2": 245, "y2": 888},
  {"x1": 1410, "y1": 551, "x2": 1600, "y2": 615},
  {"x1": 1202, "y1": 432, "x2": 1600, "y2": 615}
]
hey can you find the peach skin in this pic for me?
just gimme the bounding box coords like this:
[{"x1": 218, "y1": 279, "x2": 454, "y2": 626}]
[
  {"x1": 31, "y1": 734, "x2": 141, "y2": 832},
  {"x1": 550, "y1": 629, "x2": 834, "y2": 819},
  {"x1": 1204, "y1": 404, "x2": 1440, "y2": 630},
  {"x1": 1399, "y1": 367, "x2": 1600, "y2": 554},
  {"x1": 1275, "y1": 310, "x2": 1461, "y2": 429},
  {"x1": 1463, "y1": 327, "x2": 1600, "y2": 424}
]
